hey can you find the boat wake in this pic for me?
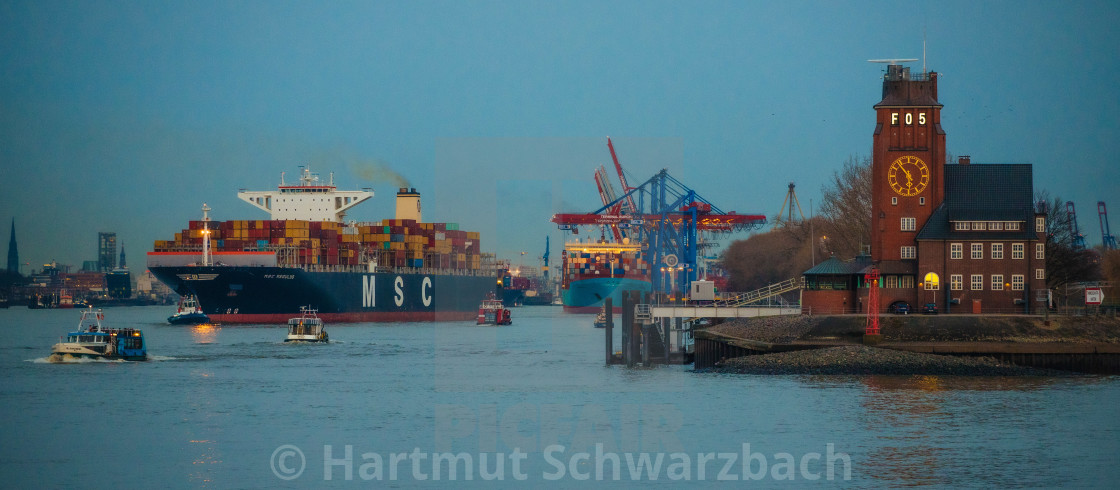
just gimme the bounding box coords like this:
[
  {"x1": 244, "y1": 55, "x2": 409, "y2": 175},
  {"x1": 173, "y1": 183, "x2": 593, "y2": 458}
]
[
  {"x1": 28, "y1": 354, "x2": 185, "y2": 363},
  {"x1": 32, "y1": 354, "x2": 127, "y2": 364}
]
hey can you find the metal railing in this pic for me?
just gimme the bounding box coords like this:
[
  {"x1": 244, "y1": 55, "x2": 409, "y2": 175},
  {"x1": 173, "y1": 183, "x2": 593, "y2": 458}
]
[{"x1": 713, "y1": 277, "x2": 803, "y2": 308}]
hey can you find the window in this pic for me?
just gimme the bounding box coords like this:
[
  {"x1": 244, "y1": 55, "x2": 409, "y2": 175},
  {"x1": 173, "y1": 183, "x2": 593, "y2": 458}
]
[
  {"x1": 1012, "y1": 275, "x2": 1025, "y2": 291},
  {"x1": 955, "y1": 222, "x2": 970, "y2": 231},
  {"x1": 992, "y1": 274, "x2": 1004, "y2": 291},
  {"x1": 971, "y1": 243, "x2": 983, "y2": 259},
  {"x1": 971, "y1": 274, "x2": 984, "y2": 291},
  {"x1": 920, "y1": 197, "x2": 925, "y2": 206},
  {"x1": 892, "y1": 197, "x2": 898, "y2": 206},
  {"x1": 901, "y1": 246, "x2": 916, "y2": 259},
  {"x1": 951, "y1": 274, "x2": 963, "y2": 291},
  {"x1": 1036, "y1": 268, "x2": 1046, "y2": 280},
  {"x1": 1012, "y1": 243, "x2": 1024, "y2": 259},
  {"x1": 1036, "y1": 217, "x2": 1045, "y2": 233},
  {"x1": 924, "y1": 275, "x2": 939, "y2": 290},
  {"x1": 951, "y1": 243, "x2": 963, "y2": 259},
  {"x1": 973, "y1": 222, "x2": 986, "y2": 231},
  {"x1": 901, "y1": 217, "x2": 916, "y2": 231},
  {"x1": 1007, "y1": 222, "x2": 1020, "y2": 231},
  {"x1": 989, "y1": 222, "x2": 1003, "y2": 230},
  {"x1": 1036, "y1": 243, "x2": 1045, "y2": 260},
  {"x1": 991, "y1": 243, "x2": 1004, "y2": 259},
  {"x1": 884, "y1": 276, "x2": 898, "y2": 288},
  {"x1": 900, "y1": 276, "x2": 914, "y2": 289}
]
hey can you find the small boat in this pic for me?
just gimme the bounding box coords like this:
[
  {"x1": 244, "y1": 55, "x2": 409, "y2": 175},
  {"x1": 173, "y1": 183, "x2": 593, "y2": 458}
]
[
  {"x1": 50, "y1": 307, "x2": 147, "y2": 361},
  {"x1": 168, "y1": 295, "x2": 210, "y2": 325},
  {"x1": 285, "y1": 307, "x2": 328, "y2": 342},
  {"x1": 477, "y1": 293, "x2": 512, "y2": 325},
  {"x1": 593, "y1": 308, "x2": 609, "y2": 328}
]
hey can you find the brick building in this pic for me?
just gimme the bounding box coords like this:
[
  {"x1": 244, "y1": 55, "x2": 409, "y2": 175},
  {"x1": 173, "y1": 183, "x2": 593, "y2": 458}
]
[{"x1": 802, "y1": 63, "x2": 1046, "y2": 314}]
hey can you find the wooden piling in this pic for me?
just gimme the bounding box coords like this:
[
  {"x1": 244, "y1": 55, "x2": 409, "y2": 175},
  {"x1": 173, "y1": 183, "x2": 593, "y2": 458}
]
[{"x1": 604, "y1": 297, "x2": 613, "y2": 365}]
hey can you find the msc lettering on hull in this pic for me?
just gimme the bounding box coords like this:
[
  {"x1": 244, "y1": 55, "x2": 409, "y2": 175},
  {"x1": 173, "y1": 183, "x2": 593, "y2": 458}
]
[{"x1": 361, "y1": 275, "x2": 434, "y2": 309}]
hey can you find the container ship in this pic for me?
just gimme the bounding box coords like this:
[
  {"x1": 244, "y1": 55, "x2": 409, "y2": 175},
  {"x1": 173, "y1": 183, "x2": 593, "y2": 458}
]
[
  {"x1": 146, "y1": 167, "x2": 497, "y2": 323},
  {"x1": 498, "y1": 268, "x2": 554, "y2": 306},
  {"x1": 560, "y1": 238, "x2": 650, "y2": 313}
]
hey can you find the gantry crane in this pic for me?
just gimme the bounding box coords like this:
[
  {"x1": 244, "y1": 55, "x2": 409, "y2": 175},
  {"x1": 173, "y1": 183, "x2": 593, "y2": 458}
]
[
  {"x1": 553, "y1": 166, "x2": 767, "y2": 296},
  {"x1": 1067, "y1": 201, "x2": 1087, "y2": 251},
  {"x1": 1100, "y1": 201, "x2": 1117, "y2": 250}
]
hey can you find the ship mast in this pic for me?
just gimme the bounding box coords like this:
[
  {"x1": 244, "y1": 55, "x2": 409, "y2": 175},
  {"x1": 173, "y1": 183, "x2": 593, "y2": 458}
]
[{"x1": 201, "y1": 203, "x2": 212, "y2": 266}]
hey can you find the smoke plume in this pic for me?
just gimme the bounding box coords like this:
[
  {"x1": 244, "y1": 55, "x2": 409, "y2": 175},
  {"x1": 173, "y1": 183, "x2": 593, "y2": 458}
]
[{"x1": 349, "y1": 157, "x2": 410, "y2": 188}]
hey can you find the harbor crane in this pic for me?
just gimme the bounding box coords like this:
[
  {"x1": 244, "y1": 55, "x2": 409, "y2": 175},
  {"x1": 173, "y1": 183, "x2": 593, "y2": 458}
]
[
  {"x1": 774, "y1": 182, "x2": 806, "y2": 226},
  {"x1": 1066, "y1": 201, "x2": 1087, "y2": 251},
  {"x1": 1100, "y1": 201, "x2": 1117, "y2": 250},
  {"x1": 553, "y1": 146, "x2": 767, "y2": 297}
]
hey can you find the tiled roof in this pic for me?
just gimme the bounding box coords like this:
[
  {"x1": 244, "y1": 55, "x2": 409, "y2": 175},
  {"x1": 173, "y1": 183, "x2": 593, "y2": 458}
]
[{"x1": 916, "y1": 163, "x2": 1038, "y2": 241}]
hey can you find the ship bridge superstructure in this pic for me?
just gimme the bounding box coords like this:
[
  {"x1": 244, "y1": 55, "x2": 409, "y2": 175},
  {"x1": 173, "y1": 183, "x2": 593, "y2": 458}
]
[{"x1": 237, "y1": 166, "x2": 373, "y2": 222}]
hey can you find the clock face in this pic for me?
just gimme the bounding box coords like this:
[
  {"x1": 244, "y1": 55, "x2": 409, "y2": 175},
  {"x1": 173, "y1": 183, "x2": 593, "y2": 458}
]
[{"x1": 888, "y1": 155, "x2": 930, "y2": 197}]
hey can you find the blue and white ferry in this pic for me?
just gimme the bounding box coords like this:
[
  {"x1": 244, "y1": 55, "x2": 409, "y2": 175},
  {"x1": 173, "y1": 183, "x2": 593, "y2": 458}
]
[{"x1": 51, "y1": 308, "x2": 147, "y2": 361}]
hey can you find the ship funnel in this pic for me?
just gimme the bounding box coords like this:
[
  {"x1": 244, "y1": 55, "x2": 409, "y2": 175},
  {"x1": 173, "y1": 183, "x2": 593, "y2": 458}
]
[{"x1": 396, "y1": 187, "x2": 422, "y2": 222}]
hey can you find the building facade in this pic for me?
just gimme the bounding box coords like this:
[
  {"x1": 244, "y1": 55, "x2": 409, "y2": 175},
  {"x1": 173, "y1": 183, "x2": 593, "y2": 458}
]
[{"x1": 803, "y1": 63, "x2": 1046, "y2": 314}]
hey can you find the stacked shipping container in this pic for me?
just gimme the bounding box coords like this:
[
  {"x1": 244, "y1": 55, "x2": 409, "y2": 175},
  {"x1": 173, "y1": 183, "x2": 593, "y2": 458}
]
[
  {"x1": 562, "y1": 249, "x2": 649, "y2": 286},
  {"x1": 153, "y1": 219, "x2": 483, "y2": 270}
]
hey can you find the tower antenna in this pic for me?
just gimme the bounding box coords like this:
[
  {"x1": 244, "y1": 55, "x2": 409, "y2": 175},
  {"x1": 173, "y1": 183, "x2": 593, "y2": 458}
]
[{"x1": 922, "y1": 28, "x2": 927, "y2": 75}]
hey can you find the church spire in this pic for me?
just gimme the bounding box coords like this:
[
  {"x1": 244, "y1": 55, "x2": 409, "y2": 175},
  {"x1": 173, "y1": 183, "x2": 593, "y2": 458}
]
[{"x1": 6, "y1": 219, "x2": 18, "y2": 274}]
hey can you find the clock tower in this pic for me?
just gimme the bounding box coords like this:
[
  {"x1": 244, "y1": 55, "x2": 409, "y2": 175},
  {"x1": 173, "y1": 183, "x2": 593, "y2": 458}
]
[{"x1": 870, "y1": 62, "x2": 945, "y2": 263}]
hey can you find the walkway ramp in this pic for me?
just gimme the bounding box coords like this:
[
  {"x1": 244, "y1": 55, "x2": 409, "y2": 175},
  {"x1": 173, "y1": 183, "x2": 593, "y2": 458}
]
[{"x1": 714, "y1": 277, "x2": 802, "y2": 307}]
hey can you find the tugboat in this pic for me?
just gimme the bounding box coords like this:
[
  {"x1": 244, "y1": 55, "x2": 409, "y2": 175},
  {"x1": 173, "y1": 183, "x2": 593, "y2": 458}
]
[
  {"x1": 476, "y1": 293, "x2": 512, "y2": 325},
  {"x1": 593, "y1": 307, "x2": 609, "y2": 328},
  {"x1": 168, "y1": 295, "x2": 210, "y2": 325},
  {"x1": 285, "y1": 307, "x2": 328, "y2": 342},
  {"x1": 50, "y1": 307, "x2": 147, "y2": 361}
]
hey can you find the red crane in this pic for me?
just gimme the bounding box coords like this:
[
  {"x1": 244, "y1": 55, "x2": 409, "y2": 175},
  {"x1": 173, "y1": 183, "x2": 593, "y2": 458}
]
[{"x1": 607, "y1": 137, "x2": 637, "y2": 215}]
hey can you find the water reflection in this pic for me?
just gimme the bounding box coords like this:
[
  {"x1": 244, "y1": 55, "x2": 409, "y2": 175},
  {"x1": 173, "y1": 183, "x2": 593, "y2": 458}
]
[
  {"x1": 188, "y1": 439, "x2": 222, "y2": 486},
  {"x1": 851, "y1": 375, "x2": 1098, "y2": 486},
  {"x1": 190, "y1": 324, "x2": 220, "y2": 344}
]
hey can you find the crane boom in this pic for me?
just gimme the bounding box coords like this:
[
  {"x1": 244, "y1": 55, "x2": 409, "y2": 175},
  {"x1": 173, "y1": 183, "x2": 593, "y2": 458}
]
[
  {"x1": 1100, "y1": 201, "x2": 1117, "y2": 250},
  {"x1": 607, "y1": 137, "x2": 638, "y2": 215},
  {"x1": 1067, "y1": 201, "x2": 1087, "y2": 250}
]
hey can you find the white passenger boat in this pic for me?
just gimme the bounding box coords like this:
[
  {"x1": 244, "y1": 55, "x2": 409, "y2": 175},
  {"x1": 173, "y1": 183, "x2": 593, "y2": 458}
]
[{"x1": 285, "y1": 307, "x2": 328, "y2": 342}]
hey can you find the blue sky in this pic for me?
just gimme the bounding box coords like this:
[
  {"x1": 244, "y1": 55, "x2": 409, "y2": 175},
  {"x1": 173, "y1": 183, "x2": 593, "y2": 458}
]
[{"x1": 2, "y1": 0, "x2": 1118, "y2": 272}]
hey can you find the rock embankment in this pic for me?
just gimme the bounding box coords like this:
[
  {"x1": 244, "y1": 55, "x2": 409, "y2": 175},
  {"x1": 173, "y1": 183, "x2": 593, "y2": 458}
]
[
  {"x1": 712, "y1": 345, "x2": 1069, "y2": 376},
  {"x1": 707, "y1": 316, "x2": 816, "y2": 344}
]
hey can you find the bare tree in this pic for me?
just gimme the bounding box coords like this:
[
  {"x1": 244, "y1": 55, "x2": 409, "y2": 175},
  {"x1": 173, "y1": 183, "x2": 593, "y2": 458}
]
[
  {"x1": 1036, "y1": 191, "x2": 1103, "y2": 303},
  {"x1": 818, "y1": 155, "x2": 871, "y2": 259}
]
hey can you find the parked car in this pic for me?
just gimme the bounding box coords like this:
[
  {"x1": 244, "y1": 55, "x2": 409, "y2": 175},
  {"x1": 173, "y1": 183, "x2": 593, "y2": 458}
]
[
  {"x1": 889, "y1": 302, "x2": 911, "y2": 314},
  {"x1": 922, "y1": 303, "x2": 938, "y2": 315}
]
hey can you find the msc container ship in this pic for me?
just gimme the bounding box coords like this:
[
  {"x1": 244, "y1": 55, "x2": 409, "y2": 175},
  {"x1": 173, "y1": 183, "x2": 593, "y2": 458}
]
[
  {"x1": 147, "y1": 167, "x2": 497, "y2": 323},
  {"x1": 560, "y1": 238, "x2": 651, "y2": 313}
]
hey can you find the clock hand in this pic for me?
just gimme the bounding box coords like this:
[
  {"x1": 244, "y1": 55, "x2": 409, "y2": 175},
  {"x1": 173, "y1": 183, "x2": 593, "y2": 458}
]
[{"x1": 901, "y1": 166, "x2": 913, "y2": 186}]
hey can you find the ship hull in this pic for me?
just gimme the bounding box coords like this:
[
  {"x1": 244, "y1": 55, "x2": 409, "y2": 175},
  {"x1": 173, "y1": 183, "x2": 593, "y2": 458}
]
[
  {"x1": 148, "y1": 266, "x2": 496, "y2": 324},
  {"x1": 562, "y1": 277, "x2": 651, "y2": 313}
]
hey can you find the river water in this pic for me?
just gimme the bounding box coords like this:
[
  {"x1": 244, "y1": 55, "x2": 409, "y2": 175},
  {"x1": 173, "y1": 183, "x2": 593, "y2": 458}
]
[{"x1": 2, "y1": 306, "x2": 1117, "y2": 488}]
